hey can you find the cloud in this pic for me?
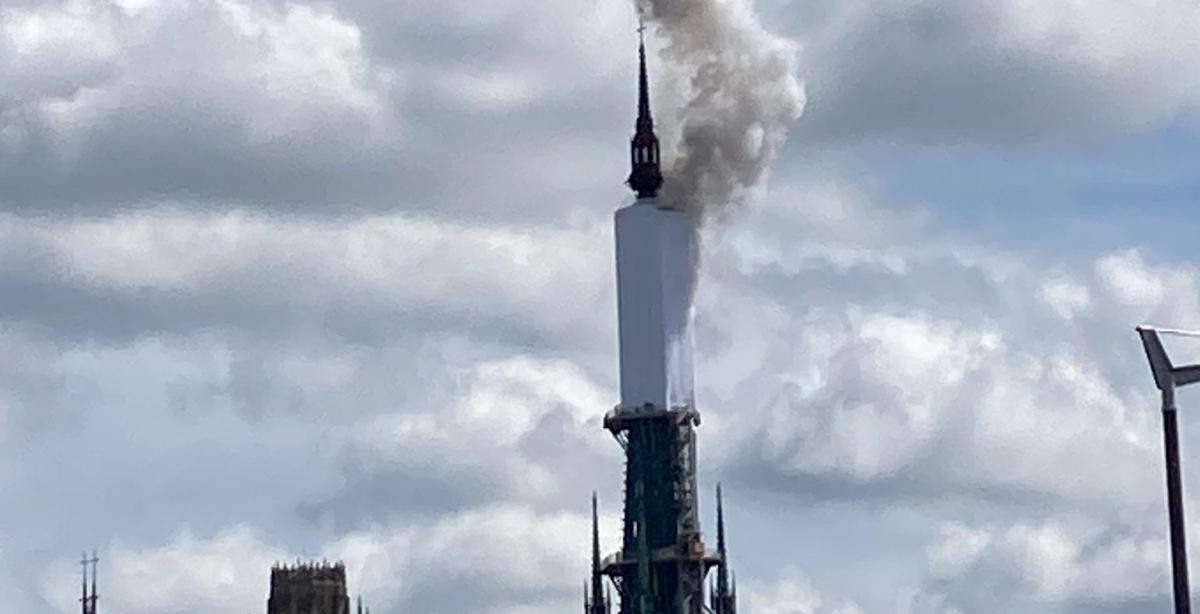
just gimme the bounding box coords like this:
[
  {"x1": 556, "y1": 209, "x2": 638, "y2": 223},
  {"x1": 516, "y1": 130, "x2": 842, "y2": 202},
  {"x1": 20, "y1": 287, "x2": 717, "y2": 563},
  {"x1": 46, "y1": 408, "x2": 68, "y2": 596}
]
[
  {"x1": 1041, "y1": 277, "x2": 1092, "y2": 321},
  {"x1": 328, "y1": 505, "x2": 599, "y2": 614},
  {"x1": 0, "y1": 538, "x2": 43, "y2": 613},
  {"x1": 0, "y1": 209, "x2": 614, "y2": 352},
  {"x1": 678, "y1": 181, "x2": 1199, "y2": 518},
  {"x1": 0, "y1": 0, "x2": 642, "y2": 217},
  {"x1": 1, "y1": 0, "x2": 397, "y2": 211},
  {"x1": 746, "y1": 566, "x2": 864, "y2": 614},
  {"x1": 0, "y1": 323, "x2": 81, "y2": 444},
  {"x1": 306, "y1": 354, "x2": 620, "y2": 529},
  {"x1": 787, "y1": 0, "x2": 1200, "y2": 144},
  {"x1": 907, "y1": 517, "x2": 1168, "y2": 612},
  {"x1": 0, "y1": 1, "x2": 119, "y2": 114}
]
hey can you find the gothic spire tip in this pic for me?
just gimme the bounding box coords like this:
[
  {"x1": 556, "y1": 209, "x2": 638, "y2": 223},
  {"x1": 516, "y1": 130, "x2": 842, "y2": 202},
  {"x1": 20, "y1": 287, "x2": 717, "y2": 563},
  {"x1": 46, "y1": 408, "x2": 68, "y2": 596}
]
[{"x1": 626, "y1": 19, "x2": 663, "y2": 199}]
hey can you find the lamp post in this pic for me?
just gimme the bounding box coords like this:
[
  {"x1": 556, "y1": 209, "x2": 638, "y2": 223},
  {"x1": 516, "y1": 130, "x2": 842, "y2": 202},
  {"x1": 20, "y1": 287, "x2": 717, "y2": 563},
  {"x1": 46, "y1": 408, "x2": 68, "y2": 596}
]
[{"x1": 1137, "y1": 326, "x2": 1200, "y2": 614}]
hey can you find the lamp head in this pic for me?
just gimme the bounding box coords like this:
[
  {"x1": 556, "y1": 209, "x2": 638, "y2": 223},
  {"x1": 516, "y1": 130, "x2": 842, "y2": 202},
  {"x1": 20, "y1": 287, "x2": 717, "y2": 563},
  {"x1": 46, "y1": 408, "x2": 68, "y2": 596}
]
[
  {"x1": 1137, "y1": 325, "x2": 1200, "y2": 390},
  {"x1": 1137, "y1": 326, "x2": 1173, "y2": 391}
]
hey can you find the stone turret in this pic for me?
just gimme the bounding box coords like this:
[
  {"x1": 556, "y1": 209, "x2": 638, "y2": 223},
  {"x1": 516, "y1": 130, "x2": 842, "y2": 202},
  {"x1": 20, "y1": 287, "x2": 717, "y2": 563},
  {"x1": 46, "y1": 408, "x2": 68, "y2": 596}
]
[{"x1": 267, "y1": 561, "x2": 351, "y2": 614}]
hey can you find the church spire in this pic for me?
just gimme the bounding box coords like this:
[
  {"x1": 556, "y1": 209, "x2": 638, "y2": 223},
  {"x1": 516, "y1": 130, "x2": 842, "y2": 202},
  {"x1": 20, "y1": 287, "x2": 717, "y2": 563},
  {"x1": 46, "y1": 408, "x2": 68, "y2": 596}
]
[
  {"x1": 586, "y1": 493, "x2": 610, "y2": 614},
  {"x1": 627, "y1": 19, "x2": 664, "y2": 200},
  {"x1": 712, "y1": 485, "x2": 737, "y2": 614},
  {"x1": 637, "y1": 25, "x2": 653, "y2": 135},
  {"x1": 716, "y1": 484, "x2": 729, "y2": 590},
  {"x1": 592, "y1": 493, "x2": 603, "y2": 597}
]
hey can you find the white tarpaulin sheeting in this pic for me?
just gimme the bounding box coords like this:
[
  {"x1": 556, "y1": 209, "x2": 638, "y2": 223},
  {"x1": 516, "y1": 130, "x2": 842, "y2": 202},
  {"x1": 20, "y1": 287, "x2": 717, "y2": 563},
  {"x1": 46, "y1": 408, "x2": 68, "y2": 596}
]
[{"x1": 614, "y1": 198, "x2": 697, "y2": 411}]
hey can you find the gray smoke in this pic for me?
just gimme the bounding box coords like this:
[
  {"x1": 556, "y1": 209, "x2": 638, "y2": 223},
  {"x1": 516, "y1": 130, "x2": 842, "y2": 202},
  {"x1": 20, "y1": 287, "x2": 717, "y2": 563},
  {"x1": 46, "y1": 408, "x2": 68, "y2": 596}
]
[{"x1": 638, "y1": 0, "x2": 806, "y2": 221}]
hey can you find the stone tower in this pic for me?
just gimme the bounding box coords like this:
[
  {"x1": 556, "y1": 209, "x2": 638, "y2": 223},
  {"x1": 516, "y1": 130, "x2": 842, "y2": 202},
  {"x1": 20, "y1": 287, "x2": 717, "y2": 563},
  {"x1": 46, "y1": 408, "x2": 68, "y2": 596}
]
[{"x1": 267, "y1": 561, "x2": 351, "y2": 614}]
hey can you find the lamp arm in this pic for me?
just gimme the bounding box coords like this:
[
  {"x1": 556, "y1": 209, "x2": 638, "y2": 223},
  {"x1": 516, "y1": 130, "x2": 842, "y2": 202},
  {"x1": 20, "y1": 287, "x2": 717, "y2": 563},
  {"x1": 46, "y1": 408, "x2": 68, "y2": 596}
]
[{"x1": 1173, "y1": 365, "x2": 1200, "y2": 388}]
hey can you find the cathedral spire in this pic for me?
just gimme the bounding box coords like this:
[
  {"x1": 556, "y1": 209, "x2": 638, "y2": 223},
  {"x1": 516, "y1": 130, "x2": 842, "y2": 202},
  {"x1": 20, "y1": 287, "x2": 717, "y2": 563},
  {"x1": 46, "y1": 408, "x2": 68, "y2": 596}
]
[
  {"x1": 713, "y1": 485, "x2": 737, "y2": 614},
  {"x1": 586, "y1": 493, "x2": 610, "y2": 614},
  {"x1": 627, "y1": 19, "x2": 664, "y2": 199},
  {"x1": 717, "y1": 487, "x2": 726, "y2": 550},
  {"x1": 592, "y1": 493, "x2": 602, "y2": 597},
  {"x1": 637, "y1": 24, "x2": 653, "y2": 134}
]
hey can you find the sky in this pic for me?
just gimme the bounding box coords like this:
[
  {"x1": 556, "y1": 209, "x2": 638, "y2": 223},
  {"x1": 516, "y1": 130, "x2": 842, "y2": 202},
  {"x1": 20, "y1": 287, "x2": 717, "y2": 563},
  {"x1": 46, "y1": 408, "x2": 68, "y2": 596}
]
[{"x1": 5, "y1": 0, "x2": 1200, "y2": 612}]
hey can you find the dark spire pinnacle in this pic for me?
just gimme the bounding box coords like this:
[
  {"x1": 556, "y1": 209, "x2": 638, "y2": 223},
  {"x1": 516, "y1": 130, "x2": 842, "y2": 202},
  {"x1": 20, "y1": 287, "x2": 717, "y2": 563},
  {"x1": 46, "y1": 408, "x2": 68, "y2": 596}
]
[
  {"x1": 637, "y1": 24, "x2": 653, "y2": 134},
  {"x1": 591, "y1": 493, "x2": 601, "y2": 574},
  {"x1": 587, "y1": 492, "x2": 609, "y2": 614},
  {"x1": 716, "y1": 484, "x2": 727, "y2": 558},
  {"x1": 716, "y1": 484, "x2": 730, "y2": 597},
  {"x1": 627, "y1": 18, "x2": 664, "y2": 199},
  {"x1": 714, "y1": 485, "x2": 736, "y2": 614}
]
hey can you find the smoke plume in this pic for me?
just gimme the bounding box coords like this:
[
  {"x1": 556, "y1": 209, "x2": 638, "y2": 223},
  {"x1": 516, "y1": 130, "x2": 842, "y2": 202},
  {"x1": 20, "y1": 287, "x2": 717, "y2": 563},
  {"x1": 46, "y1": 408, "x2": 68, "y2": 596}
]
[{"x1": 637, "y1": 0, "x2": 806, "y2": 221}]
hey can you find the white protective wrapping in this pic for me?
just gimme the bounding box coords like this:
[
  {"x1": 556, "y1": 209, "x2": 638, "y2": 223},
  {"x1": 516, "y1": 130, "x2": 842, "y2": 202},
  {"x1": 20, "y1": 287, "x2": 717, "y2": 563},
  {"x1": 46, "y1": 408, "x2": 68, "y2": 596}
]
[{"x1": 614, "y1": 198, "x2": 697, "y2": 411}]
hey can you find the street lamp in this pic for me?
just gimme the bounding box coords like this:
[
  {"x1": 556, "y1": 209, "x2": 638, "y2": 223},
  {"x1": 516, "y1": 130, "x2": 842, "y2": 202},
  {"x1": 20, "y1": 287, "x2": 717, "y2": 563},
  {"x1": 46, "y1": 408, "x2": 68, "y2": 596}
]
[{"x1": 1137, "y1": 325, "x2": 1200, "y2": 614}]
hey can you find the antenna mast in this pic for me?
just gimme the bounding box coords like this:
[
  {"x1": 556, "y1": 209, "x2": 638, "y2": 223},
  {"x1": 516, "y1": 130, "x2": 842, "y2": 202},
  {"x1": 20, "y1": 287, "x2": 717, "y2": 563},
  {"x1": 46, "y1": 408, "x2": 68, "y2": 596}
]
[
  {"x1": 79, "y1": 550, "x2": 99, "y2": 614},
  {"x1": 79, "y1": 552, "x2": 87, "y2": 614},
  {"x1": 89, "y1": 549, "x2": 99, "y2": 614}
]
